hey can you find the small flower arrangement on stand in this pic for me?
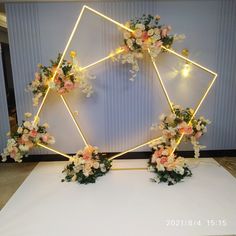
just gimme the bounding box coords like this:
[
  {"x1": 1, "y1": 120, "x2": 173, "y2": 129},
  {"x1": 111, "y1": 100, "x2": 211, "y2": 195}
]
[
  {"x1": 149, "y1": 105, "x2": 210, "y2": 185},
  {"x1": 1, "y1": 113, "x2": 55, "y2": 162},
  {"x1": 28, "y1": 52, "x2": 95, "y2": 106},
  {"x1": 62, "y1": 145, "x2": 112, "y2": 184}
]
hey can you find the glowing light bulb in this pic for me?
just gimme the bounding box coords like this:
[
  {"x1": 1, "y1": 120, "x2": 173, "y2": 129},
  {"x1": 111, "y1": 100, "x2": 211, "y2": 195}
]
[{"x1": 181, "y1": 63, "x2": 190, "y2": 77}]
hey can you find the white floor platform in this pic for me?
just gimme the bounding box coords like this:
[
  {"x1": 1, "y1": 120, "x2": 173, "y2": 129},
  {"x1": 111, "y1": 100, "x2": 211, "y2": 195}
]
[{"x1": 0, "y1": 159, "x2": 236, "y2": 236}]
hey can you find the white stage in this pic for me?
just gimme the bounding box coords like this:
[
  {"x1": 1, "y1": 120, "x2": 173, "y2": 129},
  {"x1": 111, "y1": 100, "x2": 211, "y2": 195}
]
[{"x1": 0, "y1": 159, "x2": 236, "y2": 236}]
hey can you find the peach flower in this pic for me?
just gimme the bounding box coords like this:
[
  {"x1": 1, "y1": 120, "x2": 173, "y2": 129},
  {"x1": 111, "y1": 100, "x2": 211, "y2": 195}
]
[
  {"x1": 154, "y1": 148, "x2": 164, "y2": 158},
  {"x1": 25, "y1": 141, "x2": 34, "y2": 149},
  {"x1": 21, "y1": 134, "x2": 29, "y2": 143},
  {"x1": 64, "y1": 80, "x2": 74, "y2": 91},
  {"x1": 178, "y1": 122, "x2": 193, "y2": 135},
  {"x1": 58, "y1": 87, "x2": 66, "y2": 94}
]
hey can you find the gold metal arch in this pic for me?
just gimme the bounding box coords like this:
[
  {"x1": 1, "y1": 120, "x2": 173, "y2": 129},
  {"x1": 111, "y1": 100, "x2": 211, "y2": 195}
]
[{"x1": 33, "y1": 5, "x2": 217, "y2": 168}]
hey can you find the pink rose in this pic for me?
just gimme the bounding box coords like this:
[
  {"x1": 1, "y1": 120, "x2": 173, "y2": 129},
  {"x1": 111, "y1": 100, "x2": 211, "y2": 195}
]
[
  {"x1": 155, "y1": 40, "x2": 163, "y2": 48},
  {"x1": 29, "y1": 129, "x2": 38, "y2": 138},
  {"x1": 82, "y1": 155, "x2": 91, "y2": 161},
  {"x1": 35, "y1": 72, "x2": 40, "y2": 80},
  {"x1": 160, "y1": 156, "x2": 168, "y2": 164},
  {"x1": 64, "y1": 80, "x2": 74, "y2": 91},
  {"x1": 161, "y1": 28, "x2": 168, "y2": 37},
  {"x1": 42, "y1": 134, "x2": 49, "y2": 143},
  {"x1": 141, "y1": 31, "x2": 148, "y2": 41},
  {"x1": 54, "y1": 77, "x2": 61, "y2": 85},
  {"x1": 195, "y1": 131, "x2": 202, "y2": 139}
]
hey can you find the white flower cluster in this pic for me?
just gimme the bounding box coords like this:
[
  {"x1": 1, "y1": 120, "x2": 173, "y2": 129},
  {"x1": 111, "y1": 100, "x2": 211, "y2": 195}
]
[
  {"x1": 63, "y1": 145, "x2": 111, "y2": 184},
  {"x1": 1, "y1": 113, "x2": 55, "y2": 162},
  {"x1": 71, "y1": 55, "x2": 96, "y2": 97}
]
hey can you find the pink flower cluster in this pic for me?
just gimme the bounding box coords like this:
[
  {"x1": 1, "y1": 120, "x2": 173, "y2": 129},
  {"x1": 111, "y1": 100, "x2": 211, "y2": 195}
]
[
  {"x1": 64, "y1": 145, "x2": 108, "y2": 180},
  {"x1": 50, "y1": 66, "x2": 76, "y2": 94},
  {"x1": 151, "y1": 144, "x2": 185, "y2": 174},
  {"x1": 1, "y1": 119, "x2": 55, "y2": 162}
]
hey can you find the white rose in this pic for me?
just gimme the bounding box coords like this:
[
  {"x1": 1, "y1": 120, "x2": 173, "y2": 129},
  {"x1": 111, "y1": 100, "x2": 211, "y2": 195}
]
[
  {"x1": 156, "y1": 163, "x2": 165, "y2": 172},
  {"x1": 134, "y1": 29, "x2": 142, "y2": 38},
  {"x1": 19, "y1": 145, "x2": 29, "y2": 152},
  {"x1": 126, "y1": 39, "x2": 133, "y2": 48},
  {"x1": 124, "y1": 31, "x2": 131, "y2": 39},
  {"x1": 152, "y1": 34, "x2": 161, "y2": 42},
  {"x1": 83, "y1": 170, "x2": 90, "y2": 177},
  {"x1": 135, "y1": 23, "x2": 145, "y2": 30},
  {"x1": 162, "y1": 150, "x2": 169, "y2": 156},
  {"x1": 93, "y1": 162, "x2": 100, "y2": 169},
  {"x1": 175, "y1": 166, "x2": 184, "y2": 175},
  {"x1": 24, "y1": 112, "x2": 32, "y2": 118},
  {"x1": 48, "y1": 136, "x2": 55, "y2": 145},
  {"x1": 148, "y1": 29, "x2": 154, "y2": 36},
  {"x1": 100, "y1": 163, "x2": 106, "y2": 172},
  {"x1": 23, "y1": 121, "x2": 32, "y2": 129},
  {"x1": 43, "y1": 123, "x2": 49, "y2": 128},
  {"x1": 136, "y1": 38, "x2": 143, "y2": 45},
  {"x1": 17, "y1": 127, "x2": 23, "y2": 134},
  {"x1": 159, "y1": 113, "x2": 165, "y2": 121},
  {"x1": 154, "y1": 28, "x2": 160, "y2": 35},
  {"x1": 71, "y1": 174, "x2": 77, "y2": 182}
]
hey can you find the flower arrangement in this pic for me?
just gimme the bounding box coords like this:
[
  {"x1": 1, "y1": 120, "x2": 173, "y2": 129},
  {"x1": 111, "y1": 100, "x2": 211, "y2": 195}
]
[
  {"x1": 115, "y1": 14, "x2": 174, "y2": 80},
  {"x1": 62, "y1": 145, "x2": 112, "y2": 184},
  {"x1": 149, "y1": 105, "x2": 210, "y2": 185},
  {"x1": 1, "y1": 113, "x2": 55, "y2": 162},
  {"x1": 28, "y1": 52, "x2": 95, "y2": 106}
]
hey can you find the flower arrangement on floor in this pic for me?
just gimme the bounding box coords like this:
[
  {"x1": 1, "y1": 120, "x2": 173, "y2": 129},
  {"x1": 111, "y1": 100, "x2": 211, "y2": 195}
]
[
  {"x1": 1, "y1": 113, "x2": 55, "y2": 162},
  {"x1": 114, "y1": 14, "x2": 174, "y2": 80},
  {"x1": 149, "y1": 105, "x2": 210, "y2": 185},
  {"x1": 62, "y1": 145, "x2": 112, "y2": 184},
  {"x1": 28, "y1": 51, "x2": 95, "y2": 106}
]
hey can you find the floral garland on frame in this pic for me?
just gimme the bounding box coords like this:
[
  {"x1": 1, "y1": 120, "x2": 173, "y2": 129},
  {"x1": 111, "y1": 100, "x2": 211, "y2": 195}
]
[
  {"x1": 149, "y1": 105, "x2": 210, "y2": 185},
  {"x1": 1, "y1": 113, "x2": 55, "y2": 163},
  {"x1": 114, "y1": 14, "x2": 174, "y2": 81},
  {"x1": 62, "y1": 145, "x2": 112, "y2": 184},
  {"x1": 28, "y1": 52, "x2": 95, "y2": 106}
]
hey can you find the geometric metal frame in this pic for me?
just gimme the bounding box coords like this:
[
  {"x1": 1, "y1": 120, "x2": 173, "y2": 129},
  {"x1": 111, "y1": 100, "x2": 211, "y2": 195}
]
[{"x1": 32, "y1": 5, "x2": 217, "y2": 168}]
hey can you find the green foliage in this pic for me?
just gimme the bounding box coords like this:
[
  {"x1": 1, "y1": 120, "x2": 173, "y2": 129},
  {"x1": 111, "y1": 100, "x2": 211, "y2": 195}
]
[
  {"x1": 62, "y1": 155, "x2": 112, "y2": 185},
  {"x1": 150, "y1": 167, "x2": 192, "y2": 186}
]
